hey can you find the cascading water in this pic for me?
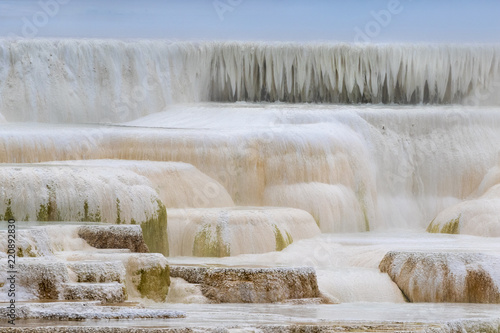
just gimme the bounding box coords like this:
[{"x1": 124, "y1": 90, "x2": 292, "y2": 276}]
[
  {"x1": 1, "y1": 39, "x2": 500, "y2": 329},
  {"x1": 0, "y1": 40, "x2": 499, "y2": 123}
]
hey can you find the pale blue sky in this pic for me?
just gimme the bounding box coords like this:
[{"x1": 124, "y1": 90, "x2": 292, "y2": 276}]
[{"x1": 0, "y1": 0, "x2": 499, "y2": 42}]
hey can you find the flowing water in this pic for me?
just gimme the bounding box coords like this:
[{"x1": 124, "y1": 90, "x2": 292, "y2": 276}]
[{"x1": 1, "y1": 39, "x2": 500, "y2": 330}]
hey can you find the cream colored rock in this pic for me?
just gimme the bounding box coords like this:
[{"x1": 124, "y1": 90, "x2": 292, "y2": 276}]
[
  {"x1": 0, "y1": 259, "x2": 70, "y2": 301},
  {"x1": 168, "y1": 207, "x2": 321, "y2": 257},
  {"x1": 127, "y1": 253, "x2": 170, "y2": 302},
  {"x1": 427, "y1": 158, "x2": 500, "y2": 237},
  {"x1": 0, "y1": 164, "x2": 165, "y2": 226},
  {"x1": 427, "y1": 185, "x2": 500, "y2": 237},
  {"x1": 63, "y1": 282, "x2": 127, "y2": 304},
  {"x1": 0, "y1": 302, "x2": 185, "y2": 320},
  {"x1": 170, "y1": 266, "x2": 320, "y2": 303},
  {"x1": 0, "y1": 228, "x2": 53, "y2": 258},
  {"x1": 78, "y1": 225, "x2": 149, "y2": 253},
  {"x1": 66, "y1": 261, "x2": 126, "y2": 283},
  {"x1": 63, "y1": 252, "x2": 171, "y2": 302},
  {"x1": 52, "y1": 160, "x2": 235, "y2": 209},
  {"x1": 379, "y1": 252, "x2": 500, "y2": 303}
]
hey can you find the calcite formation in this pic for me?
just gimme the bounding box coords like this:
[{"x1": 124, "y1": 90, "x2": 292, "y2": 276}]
[
  {"x1": 379, "y1": 251, "x2": 500, "y2": 303},
  {"x1": 78, "y1": 225, "x2": 149, "y2": 253},
  {"x1": 168, "y1": 207, "x2": 320, "y2": 257},
  {"x1": 170, "y1": 266, "x2": 320, "y2": 303}
]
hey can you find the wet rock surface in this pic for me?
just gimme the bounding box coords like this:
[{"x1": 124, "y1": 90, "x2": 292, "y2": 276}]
[
  {"x1": 63, "y1": 282, "x2": 127, "y2": 303},
  {"x1": 78, "y1": 225, "x2": 149, "y2": 253},
  {"x1": 0, "y1": 301, "x2": 185, "y2": 321},
  {"x1": 0, "y1": 223, "x2": 170, "y2": 303},
  {"x1": 63, "y1": 252, "x2": 171, "y2": 302},
  {"x1": 0, "y1": 329, "x2": 193, "y2": 333},
  {"x1": 2, "y1": 320, "x2": 500, "y2": 332},
  {"x1": 0, "y1": 228, "x2": 53, "y2": 257},
  {"x1": 0, "y1": 165, "x2": 165, "y2": 225},
  {"x1": 169, "y1": 266, "x2": 208, "y2": 284},
  {"x1": 170, "y1": 266, "x2": 320, "y2": 303},
  {"x1": 168, "y1": 207, "x2": 320, "y2": 257},
  {"x1": 0, "y1": 259, "x2": 70, "y2": 301},
  {"x1": 127, "y1": 254, "x2": 171, "y2": 302},
  {"x1": 379, "y1": 251, "x2": 500, "y2": 303},
  {"x1": 67, "y1": 261, "x2": 126, "y2": 283}
]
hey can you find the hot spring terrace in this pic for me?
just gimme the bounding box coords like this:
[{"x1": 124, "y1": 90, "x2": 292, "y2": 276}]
[
  {"x1": 2, "y1": 104, "x2": 500, "y2": 331},
  {"x1": 0, "y1": 39, "x2": 500, "y2": 331}
]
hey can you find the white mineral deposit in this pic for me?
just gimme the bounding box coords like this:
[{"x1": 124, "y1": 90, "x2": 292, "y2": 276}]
[{"x1": 0, "y1": 1, "x2": 499, "y2": 332}]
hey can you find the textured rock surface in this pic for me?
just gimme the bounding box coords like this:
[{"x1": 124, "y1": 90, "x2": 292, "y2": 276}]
[
  {"x1": 0, "y1": 259, "x2": 70, "y2": 301},
  {"x1": 0, "y1": 228, "x2": 53, "y2": 257},
  {"x1": 2, "y1": 321, "x2": 500, "y2": 332},
  {"x1": 63, "y1": 282, "x2": 127, "y2": 303},
  {"x1": 127, "y1": 254, "x2": 170, "y2": 302},
  {"x1": 0, "y1": 258, "x2": 131, "y2": 303},
  {"x1": 67, "y1": 261, "x2": 126, "y2": 283},
  {"x1": 78, "y1": 225, "x2": 149, "y2": 253},
  {"x1": 0, "y1": 301, "x2": 185, "y2": 320},
  {"x1": 63, "y1": 252, "x2": 171, "y2": 302},
  {"x1": 169, "y1": 266, "x2": 208, "y2": 284},
  {"x1": 0, "y1": 164, "x2": 165, "y2": 225},
  {"x1": 379, "y1": 251, "x2": 500, "y2": 303},
  {"x1": 0, "y1": 329, "x2": 192, "y2": 333},
  {"x1": 170, "y1": 266, "x2": 320, "y2": 303}
]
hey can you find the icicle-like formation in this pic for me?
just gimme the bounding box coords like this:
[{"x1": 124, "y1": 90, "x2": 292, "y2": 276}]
[
  {"x1": 209, "y1": 42, "x2": 500, "y2": 105},
  {"x1": 0, "y1": 40, "x2": 499, "y2": 123}
]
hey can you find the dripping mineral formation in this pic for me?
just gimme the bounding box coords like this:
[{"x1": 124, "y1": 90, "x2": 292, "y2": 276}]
[{"x1": 0, "y1": 39, "x2": 500, "y2": 331}]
